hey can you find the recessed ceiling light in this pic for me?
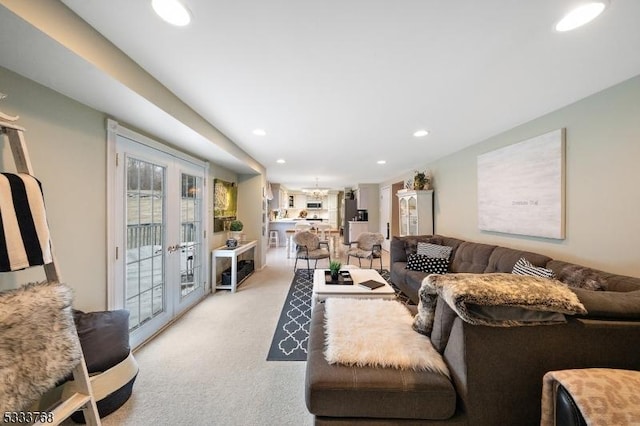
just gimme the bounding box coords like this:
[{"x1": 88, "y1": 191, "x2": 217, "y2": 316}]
[
  {"x1": 377, "y1": 160, "x2": 386, "y2": 165},
  {"x1": 413, "y1": 129, "x2": 430, "y2": 137},
  {"x1": 152, "y1": 0, "x2": 191, "y2": 26},
  {"x1": 276, "y1": 159, "x2": 286, "y2": 164},
  {"x1": 555, "y1": 1, "x2": 608, "y2": 32},
  {"x1": 253, "y1": 128, "x2": 267, "y2": 136}
]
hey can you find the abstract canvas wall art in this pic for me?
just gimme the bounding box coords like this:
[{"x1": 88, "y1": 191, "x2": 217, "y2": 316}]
[
  {"x1": 213, "y1": 179, "x2": 237, "y2": 233},
  {"x1": 477, "y1": 128, "x2": 565, "y2": 239}
]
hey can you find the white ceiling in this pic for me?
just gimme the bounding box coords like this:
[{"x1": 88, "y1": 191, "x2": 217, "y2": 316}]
[{"x1": 5, "y1": 1, "x2": 640, "y2": 190}]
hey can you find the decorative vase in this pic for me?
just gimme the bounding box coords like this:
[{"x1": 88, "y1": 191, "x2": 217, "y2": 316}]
[
  {"x1": 330, "y1": 270, "x2": 339, "y2": 281},
  {"x1": 228, "y1": 231, "x2": 243, "y2": 242},
  {"x1": 414, "y1": 176, "x2": 426, "y2": 190}
]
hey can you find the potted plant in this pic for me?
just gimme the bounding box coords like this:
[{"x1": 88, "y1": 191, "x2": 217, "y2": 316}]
[
  {"x1": 329, "y1": 260, "x2": 342, "y2": 281},
  {"x1": 413, "y1": 169, "x2": 432, "y2": 190},
  {"x1": 228, "y1": 219, "x2": 244, "y2": 243}
]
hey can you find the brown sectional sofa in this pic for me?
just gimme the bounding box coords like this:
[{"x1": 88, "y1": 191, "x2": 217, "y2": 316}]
[{"x1": 305, "y1": 234, "x2": 640, "y2": 425}]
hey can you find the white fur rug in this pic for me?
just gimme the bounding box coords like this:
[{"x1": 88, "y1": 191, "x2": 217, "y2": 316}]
[{"x1": 323, "y1": 298, "x2": 449, "y2": 375}]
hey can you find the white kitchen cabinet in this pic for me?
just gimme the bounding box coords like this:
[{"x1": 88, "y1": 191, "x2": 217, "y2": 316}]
[
  {"x1": 396, "y1": 189, "x2": 433, "y2": 236},
  {"x1": 327, "y1": 192, "x2": 338, "y2": 228},
  {"x1": 269, "y1": 184, "x2": 283, "y2": 210},
  {"x1": 294, "y1": 193, "x2": 307, "y2": 209},
  {"x1": 356, "y1": 184, "x2": 377, "y2": 210},
  {"x1": 327, "y1": 193, "x2": 338, "y2": 210},
  {"x1": 268, "y1": 184, "x2": 289, "y2": 212}
]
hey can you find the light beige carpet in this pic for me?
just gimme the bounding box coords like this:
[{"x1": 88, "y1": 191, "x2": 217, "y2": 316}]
[{"x1": 78, "y1": 249, "x2": 315, "y2": 426}]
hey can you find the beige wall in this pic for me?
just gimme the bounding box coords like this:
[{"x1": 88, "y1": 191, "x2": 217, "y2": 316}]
[
  {"x1": 1, "y1": 66, "x2": 267, "y2": 310},
  {"x1": 238, "y1": 173, "x2": 268, "y2": 269},
  {"x1": 1, "y1": 66, "x2": 108, "y2": 310},
  {"x1": 384, "y1": 74, "x2": 640, "y2": 278}
]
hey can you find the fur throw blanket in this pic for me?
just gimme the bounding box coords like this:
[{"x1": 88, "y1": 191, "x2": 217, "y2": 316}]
[
  {"x1": 324, "y1": 298, "x2": 449, "y2": 375},
  {"x1": 0, "y1": 282, "x2": 82, "y2": 412},
  {"x1": 414, "y1": 273, "x2": 587, "y2": 335}
]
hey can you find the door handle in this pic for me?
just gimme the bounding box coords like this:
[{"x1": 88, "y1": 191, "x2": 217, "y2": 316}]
[{"x1": 386, "y1": 222, "x2": 390, "y2": 239}]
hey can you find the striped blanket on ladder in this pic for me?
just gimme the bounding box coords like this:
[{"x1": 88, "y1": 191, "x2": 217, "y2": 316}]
[{"x1": 0, "y1": 173, "x2": 52, "y2": 272}]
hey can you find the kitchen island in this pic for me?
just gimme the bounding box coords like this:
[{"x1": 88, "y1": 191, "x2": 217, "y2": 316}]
[{"x1": 268, "y1": 219, "x2": 328, "y2": 248}]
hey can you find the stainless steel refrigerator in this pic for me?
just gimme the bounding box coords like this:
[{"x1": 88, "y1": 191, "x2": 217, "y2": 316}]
[{"x1": 342, "y1": 199, "x2": 358, "y2": 244}]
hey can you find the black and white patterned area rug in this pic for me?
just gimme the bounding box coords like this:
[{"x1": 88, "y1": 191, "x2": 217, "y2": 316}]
[{"x1": 267, "y1": 269, "x2": 406, "y2": 361}]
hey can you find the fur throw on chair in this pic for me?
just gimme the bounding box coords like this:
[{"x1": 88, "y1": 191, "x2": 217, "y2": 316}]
[{"x1": 0, "y1": 282, "x2": 82, "y2": 412}]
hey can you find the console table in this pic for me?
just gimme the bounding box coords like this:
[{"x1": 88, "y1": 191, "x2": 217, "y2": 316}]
[{"x1": 211, "y1": 240, "x2": 257, "y2": 292}]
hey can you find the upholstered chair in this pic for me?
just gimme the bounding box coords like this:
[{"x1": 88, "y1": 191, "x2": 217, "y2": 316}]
[
  {"x1": 293, "y1": 230, "x2": 331, "y2": 276},
  {"x1": 346, "y1": 232, "x2": 384, "y2": 270}
]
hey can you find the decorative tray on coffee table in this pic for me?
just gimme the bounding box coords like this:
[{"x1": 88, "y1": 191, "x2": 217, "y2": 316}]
[{"x1": 324, "y1": 270, "x2": 353, "y2": 285}]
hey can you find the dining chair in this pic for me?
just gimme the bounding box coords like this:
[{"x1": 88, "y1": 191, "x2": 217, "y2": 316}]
[
  {"x1": 293, "y1": 230, "x2": 331, "y2": 277},
  {"x1": 346, "y1": 232, "x2": 384, "y2": 270}
]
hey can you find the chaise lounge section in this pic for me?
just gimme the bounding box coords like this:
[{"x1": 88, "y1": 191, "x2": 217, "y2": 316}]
[{"x1": 305, "y1": 235, "x2": 640, "y2": 425}]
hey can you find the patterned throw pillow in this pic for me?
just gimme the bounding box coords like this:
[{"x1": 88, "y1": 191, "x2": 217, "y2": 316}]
[
  {"x1": 416, "y1": 242, "x2": 453, "y2": 259},
  {"x1": 512, "y1": 257, "x2": 555, "y2": 279},
  {"x1": 403, "y1": 237, "x2": 434, "y2": 258},
  {"x1": 406, "y1": 254, "x2": 449, "y2": 274}
]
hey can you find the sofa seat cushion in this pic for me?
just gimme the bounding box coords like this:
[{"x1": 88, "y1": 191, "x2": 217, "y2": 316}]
[
  {"x1": 570, "y1": 287, "x2": 640, "y2": 320},
  {"x1": 306, "y1": 303, "x2": 456, "y2": 421},
  {"x1": 390, "y1": 261, "x2": 409, "y2": 286},
  {"x1": 405, "y1": 269, "x2": 430, "y2": 294}
]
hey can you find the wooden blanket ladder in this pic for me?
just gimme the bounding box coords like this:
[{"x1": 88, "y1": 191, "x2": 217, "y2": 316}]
[{"x1": 1, "y1": 117, "x2": 101, "y2": 426}]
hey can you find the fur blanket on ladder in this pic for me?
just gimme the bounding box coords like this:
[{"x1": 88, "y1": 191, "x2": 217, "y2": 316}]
[
  {"x1": 323, "y1": 298, "x2": 449, "y2": 375},
  {"x1": 0, "y1": 282, "x2": 81, "y2": 412}
]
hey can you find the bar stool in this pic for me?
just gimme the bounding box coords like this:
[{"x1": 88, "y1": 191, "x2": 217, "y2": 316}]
[
  {"x1": 328, "y1": 228, "x2": 340, "y2": 255},
  {"x1": 268, "y1": 230, "x2": 279, "y2": 248},
  {"x1": 285, "y1": 229, "x2": 296, "y2": 258},
  {"x1": 315, "y1": 223, "x2": 331, "y2": 241}
]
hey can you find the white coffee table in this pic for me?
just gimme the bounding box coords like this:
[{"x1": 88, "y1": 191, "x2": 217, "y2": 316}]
[{"x1": 311, "y1": 268, "x2": 396, "y2": 310}]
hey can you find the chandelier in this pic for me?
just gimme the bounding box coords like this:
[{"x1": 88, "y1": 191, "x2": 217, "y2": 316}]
[{"x1": 302, "y1": 178, "x2": 329, "y2": 200}]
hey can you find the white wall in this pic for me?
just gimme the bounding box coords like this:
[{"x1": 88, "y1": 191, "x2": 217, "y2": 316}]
[{"x1": 383, "y1": 74, "x2": 640, "y2": 278}]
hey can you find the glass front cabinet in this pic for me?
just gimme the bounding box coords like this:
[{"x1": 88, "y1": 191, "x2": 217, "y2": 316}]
[{"x1": 396, "y1": 189, "x2": 434, "y2": 236}]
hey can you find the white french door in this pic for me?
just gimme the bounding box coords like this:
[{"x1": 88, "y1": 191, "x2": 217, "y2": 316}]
[{"x1": 110, "y1": 127, "x2": 207, "y2": 348}]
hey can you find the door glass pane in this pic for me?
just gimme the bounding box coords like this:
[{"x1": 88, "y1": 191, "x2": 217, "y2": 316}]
[
  {"x1": 400, "y1": 198, "x2": 408, "y2": 236},
  {"x1": 408, "y1": 197, "x2": 418, "y2": 236},
  {"x1": 126, "y1": 157, "x2": 166, "y2": 331},
  {"x1": 180, "y1": 172, "x2": 202, "y2": 298}
]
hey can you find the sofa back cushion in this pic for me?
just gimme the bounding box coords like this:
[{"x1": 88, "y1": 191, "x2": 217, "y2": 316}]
[
  {"x1": 390, "y1": 235, "x2": 465, "y2": 266},
  {"x1": 485, "y1": 247, "x2": 552, "y2": 274},
  {"x1": 546, "y1": 260, "x2": 640, "y2": 292},
  {"x1": 401, "y1": 235, "x2": 437, "y2": 258},
  {"x1": 430, "y1": 235, "x2": 465, "y2": 259},
  {"x1": 450, "y1": 242, "x2": 497, "y2": 273}
]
